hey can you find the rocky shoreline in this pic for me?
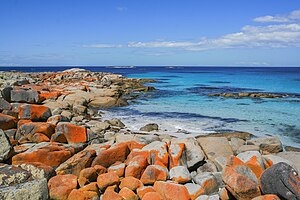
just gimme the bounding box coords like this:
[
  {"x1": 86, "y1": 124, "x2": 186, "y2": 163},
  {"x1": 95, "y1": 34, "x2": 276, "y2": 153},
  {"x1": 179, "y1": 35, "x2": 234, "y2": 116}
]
[
  {"x1": 208, "y1": 92, "x2": 300, "y2": 99},
  {"x1": 0, "y1": 68, "x2": 299, "y2": 200}
]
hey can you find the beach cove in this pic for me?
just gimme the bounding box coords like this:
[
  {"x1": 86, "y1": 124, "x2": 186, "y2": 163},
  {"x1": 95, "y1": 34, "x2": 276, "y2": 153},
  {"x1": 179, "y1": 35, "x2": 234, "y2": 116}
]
[{"x1": 0, "y1": 68, "x2": 299, "y2": 199}]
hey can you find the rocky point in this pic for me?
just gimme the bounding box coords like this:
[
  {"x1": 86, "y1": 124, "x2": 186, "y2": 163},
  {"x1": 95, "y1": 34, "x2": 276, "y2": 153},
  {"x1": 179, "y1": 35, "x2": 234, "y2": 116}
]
[{"x1": 0, "y1": 68, "x2": 299, "y2": 200}]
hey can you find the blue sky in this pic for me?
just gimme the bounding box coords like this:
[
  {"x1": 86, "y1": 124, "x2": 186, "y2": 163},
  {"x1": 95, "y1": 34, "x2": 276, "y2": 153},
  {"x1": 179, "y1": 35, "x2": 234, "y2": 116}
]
[{"x1": 0, "y1": 0, "x2": 300, "y2": 66}]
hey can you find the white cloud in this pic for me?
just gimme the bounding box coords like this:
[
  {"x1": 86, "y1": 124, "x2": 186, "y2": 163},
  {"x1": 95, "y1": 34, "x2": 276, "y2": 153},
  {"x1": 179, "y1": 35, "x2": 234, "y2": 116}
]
[
  {"x1": 254, "y1": 15, "x2": 290, "y2": 23},
  {"x1": 83, "y1": 10, "x2": 300, "y2": 52},
  {"x1": 254, "y1": 9, "x2": 300, "y2": 23},
  {"x1": 116, "y1": 7, "x2": 127, "y2": 12},
  {"x1": 128, "y1": 41, "x2": 197, "y2": 48},
  {"x1": 126, "y1": 23, "x2": 300, "y2": 51},
  {"x1": 289, "y1": 10, "x2": 300, "y2": 19},
  {"x1": 82, "y1": 44, "x2": 123, "y2": 48}
]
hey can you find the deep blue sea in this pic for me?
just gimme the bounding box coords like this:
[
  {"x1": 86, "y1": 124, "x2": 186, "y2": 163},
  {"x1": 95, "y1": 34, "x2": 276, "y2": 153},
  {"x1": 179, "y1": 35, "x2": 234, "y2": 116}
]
[{"x1": 1, "y1": 66, "x2": 300, "y2": 147}]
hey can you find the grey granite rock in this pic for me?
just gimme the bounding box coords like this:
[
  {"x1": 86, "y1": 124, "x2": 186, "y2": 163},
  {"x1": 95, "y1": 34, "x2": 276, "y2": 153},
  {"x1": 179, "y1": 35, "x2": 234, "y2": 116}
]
[
  {"x1": 0, "y1": 129, "x2": 14, "y2": 162},
  {"x1": 0, "y1": 178, "x2": 48, "y2": 200},
  {"x1": 260, "y1": 162, "x2": 300, "y2": 200}
]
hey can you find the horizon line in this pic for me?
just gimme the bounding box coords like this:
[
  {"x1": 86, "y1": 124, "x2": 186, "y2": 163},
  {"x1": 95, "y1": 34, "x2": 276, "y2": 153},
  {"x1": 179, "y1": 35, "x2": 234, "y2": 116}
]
[{"x1": 0, "y1": 65, "x2": 300, "y2": 68}]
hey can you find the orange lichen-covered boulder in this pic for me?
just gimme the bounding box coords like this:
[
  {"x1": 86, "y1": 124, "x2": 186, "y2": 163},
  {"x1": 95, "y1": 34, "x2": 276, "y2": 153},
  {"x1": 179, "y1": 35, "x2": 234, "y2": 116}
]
[
  {"x1": 169, "y1": 166, "x2": 191, "y2": 184},
  {"x1": 126, "y1": 150, "x2": 150, "y2": 164},
  {"x1": 78, "y1": 167, "x2": 97, "y2": 187},
  {"x1": 237, "y1": 151, "x2": 265, "y2": 179},
  {"x1": 154, "y1": 181, "x2": 190, "y2": 200},
  {"x1": 108, "y1": 161, "x2": 126, "y2": 177},
  {"x1": 79, "y1": 182, "x2": 98, "y2": 193},
  {"x1": 0, "y1": 113, "x2": 17, "y2": 130},
  {"x1": 16, "y1": 122, "x2": 55, "y2": 140},
  {"x1": 31, "y1": 132, "x2": 50, "y2": 143},
  {"x1": 125, "y1": 155, "x2": 149, "y2": 179},
  {"x1": 67, "y1": 189, "x2": 89, "y2": 200},
  {"x1": 55, "y1": 149, "x2": 96, "y2": 176},
  {"x1": 142, "y1": 141, "x2": 169, "y2": 167},
  {"x1": 17, "y1": 119, "x2": 32, "y2": 128},
  {"x1": 78, "y1": 165, "x2": 106, "y2": 187},
  {"x1": 54, "y1": 123, "x2": 87, "y2": 143},
  {"x1": 127, "y1": 141, "x2": 146, "y2": 151},
  {"x1": 222, "y1": 156, "x2": 261, "y2": 200},
  {"x1": 97, "y1": 172, "x2": 119, "y2": 191},
  {"x1": 168, "y1": 142, "x2": 186, "y2": 168},
  {"x1": 191, "y1": 172, "x2": 219, "y2": 196},
  {"x1": 48, "y1": 174, "x2": 78, "y2": 200},
  {"x1": 78, "y1": 182, "x2": 99, "y2": 199},
  {"x1": 119, "y1": 187, "x2": 138, "y2": 200},
  {"x1": 102, "y1": 190, "x2": 124, "y2": 200},
  {"x1": 92, "y1": 142, "x2": 130, "y2": 168},
  {"x1": 51, "y1": 132, "x2": 68, "y2": 143},
  {"x1": 142, "y1": 192, "x2": 163, "y2": 200},
  {"x1": 184, "y1": 183, "x2": 204, "y2": 200},
  {"x1": 12, "y1": 142, "x2": 74, "y2": 167},
  {"x1": 245, "y1": 156, "x2": 264, "y2": 179},
  {"x1": 137, "y1": 186, "x2": 156, "y2": 199},
  {"x1": 39, "y1": 91, "x2": 61, "y2": 101},
  {"x1": 94, "y1": 164, "x2": 107, "y2": 175},
  {"x1": 140, "y1": 165, "x2": 168, "y2": 185},
  {"x1": 120, "y1": 176, "x2": 143, "y2": 191},
  {"x1": 47, "y1": 115, "x2": 63, "y2": 125},
  {"x1": 18, "y1": 104, "x2": 52, "y2": 121}
]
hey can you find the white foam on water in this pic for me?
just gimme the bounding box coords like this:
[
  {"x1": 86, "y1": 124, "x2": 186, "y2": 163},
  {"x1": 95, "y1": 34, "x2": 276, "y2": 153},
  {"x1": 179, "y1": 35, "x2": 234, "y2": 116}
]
[
  {"x1": 100, "y1": 108, "x2": 223, "y2": 135},
  {"x1": 100, "y1": 107, "x2": 300, "y2": 148}
]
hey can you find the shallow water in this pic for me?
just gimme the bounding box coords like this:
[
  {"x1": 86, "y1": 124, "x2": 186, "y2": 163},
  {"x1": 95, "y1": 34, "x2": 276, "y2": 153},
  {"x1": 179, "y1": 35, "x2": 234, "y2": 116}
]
[{"x1": 102, "y1": 67, "x2": 300, "y2": 147}]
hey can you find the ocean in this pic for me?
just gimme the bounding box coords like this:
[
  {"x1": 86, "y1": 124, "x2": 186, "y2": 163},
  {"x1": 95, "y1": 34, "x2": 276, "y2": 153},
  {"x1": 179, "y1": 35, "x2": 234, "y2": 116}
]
[{"x1": 1, "y1": 66, "x2": 300, "y2": 147}]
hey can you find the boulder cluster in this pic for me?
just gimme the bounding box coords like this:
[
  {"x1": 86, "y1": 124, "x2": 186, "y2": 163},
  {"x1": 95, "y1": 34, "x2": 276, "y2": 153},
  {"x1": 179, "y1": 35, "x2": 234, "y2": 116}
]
[{"x1": 0, "y1": 69, "x2": 299, "y2": 200}]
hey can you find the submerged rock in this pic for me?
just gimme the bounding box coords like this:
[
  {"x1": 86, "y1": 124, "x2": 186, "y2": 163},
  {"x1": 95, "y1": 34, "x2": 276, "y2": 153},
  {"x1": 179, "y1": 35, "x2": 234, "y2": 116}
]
[
  {"x1": 140, "y1": 123, "x2": 159, "y2": 132},
  {"x1": 105, "y1": 118, "x2": 125, "y2": 128}
]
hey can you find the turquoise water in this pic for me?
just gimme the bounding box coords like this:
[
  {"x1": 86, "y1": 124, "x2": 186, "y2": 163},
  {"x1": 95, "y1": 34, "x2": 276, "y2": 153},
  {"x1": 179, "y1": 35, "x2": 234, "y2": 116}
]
[
  {"x1": 1, "y1": 66, "x2": 300, "y2": 147},
  {"x1": 102, "y1": 67, "x2": 300, "y2": 147}
]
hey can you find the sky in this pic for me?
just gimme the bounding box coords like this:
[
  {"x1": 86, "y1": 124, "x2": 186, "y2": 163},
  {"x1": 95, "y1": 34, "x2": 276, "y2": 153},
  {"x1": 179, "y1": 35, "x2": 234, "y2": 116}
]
[{"x1": 0, "y1": 0, "x2": 300, "y2": 66}]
